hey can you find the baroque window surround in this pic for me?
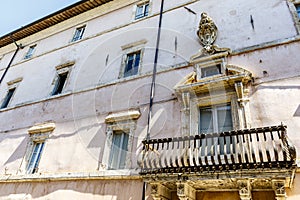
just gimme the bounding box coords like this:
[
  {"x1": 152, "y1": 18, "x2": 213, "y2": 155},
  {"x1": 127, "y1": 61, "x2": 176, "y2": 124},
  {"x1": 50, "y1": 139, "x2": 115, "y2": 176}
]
[
  {"x1": 20, "y1": 122, "x2": 55, "y2": 174},
  {"x1": 101, "y1": 109, "x2": 140, "y2": 171},
  {"x1": 174, "y1": 52, "x2": 252, "y2": 136}
]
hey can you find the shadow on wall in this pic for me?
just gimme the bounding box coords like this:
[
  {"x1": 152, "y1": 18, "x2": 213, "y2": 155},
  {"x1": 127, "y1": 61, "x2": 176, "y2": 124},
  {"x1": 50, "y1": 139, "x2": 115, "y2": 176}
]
[
  {"x1": 0, "y1": 179, "x2": 144, "y2": 199},
  {"x1": 251, "y1": 85, "x2": 300, "y2": 94},
  {"x1": 4, "y1": 122, "x2": 103, "y2": 166},
  {"x1": 4, "y1": 137, "x2": 28, "y2": 166},
  {"x1": 294, "y1": 104, "x2": 300, "y2": 117}
]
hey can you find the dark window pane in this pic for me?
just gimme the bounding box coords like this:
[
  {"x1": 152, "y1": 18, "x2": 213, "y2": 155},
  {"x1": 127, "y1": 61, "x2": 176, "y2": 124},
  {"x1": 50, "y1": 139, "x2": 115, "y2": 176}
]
[
  {"x1": 124, "y1": 52, "x2": 140, "y2": 77},
  {"x1": 199, "y1": 107, "x2": 213, "y2": 133},
  {"x1": 144, "y1": 4, "x2": 149, "y2": 16},
  {"x1": 217, "y1": 105, "x2": 233, "y2": 132},
  {"x1": 24, "y1": 46, "x2": 36, "y2": 59},
  {"x1": 119, "y1": 133, "x2": 129, "y2": 169},
  {"x1": 109, "y1": 133, "x2": 122, "y2": 169},
  {"x1": 134, "y1": 52, "x2": 140, "y2": 68},
  {"x1": 52, "y1": 72, "x2": 68, "y2": 95},
  {"x1": 201, "y1": 64, "x2": 221, "y2": 78},
  {"x1": 27, "y1": 142, "x2": 45, "y2": 174},
  {"x1": 135, "y1": 3, "x2": 149, "y2": 19},
  {"x1": 109, "y1": 131, "x2": 129, "y2": 169},
  {"x1": 135, "y1": 6, "x2": 144, "y2": 19},
  {"x1": 1, "y1": 88, "x2": 16, "y2": 109},
  {"x1": 72, "y1": 27, "x2": 85, "y2": 42},
  {"x1": 296, "y1": 5, "x2": 300, "y2": 18}
]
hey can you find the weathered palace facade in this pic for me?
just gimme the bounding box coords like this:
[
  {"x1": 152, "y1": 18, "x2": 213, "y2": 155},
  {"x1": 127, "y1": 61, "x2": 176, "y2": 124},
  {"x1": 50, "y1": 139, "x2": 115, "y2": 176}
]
[{"x1": 0, "y1": 0, "x2": 299, "y2": 199}]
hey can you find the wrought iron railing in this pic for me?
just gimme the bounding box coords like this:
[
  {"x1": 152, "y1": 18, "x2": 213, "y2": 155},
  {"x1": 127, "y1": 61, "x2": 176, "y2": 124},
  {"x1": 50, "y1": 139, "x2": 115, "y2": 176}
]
[{"x1": 140, "y1": 125, "x2": 296, "y2": 175}]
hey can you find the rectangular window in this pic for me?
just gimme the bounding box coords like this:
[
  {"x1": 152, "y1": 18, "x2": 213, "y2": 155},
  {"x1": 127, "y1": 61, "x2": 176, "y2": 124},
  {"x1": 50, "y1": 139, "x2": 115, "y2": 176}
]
[
  {"x1": 71, "y1": 26, "x2": 85, "y2": 42},
  {"x1": 24, "y1": 45, "x2": 36, "y2": 59},
  {"x1": 199, "y1": 104, "x2": 233, "y2": 155},
  {"x1": 52, "y1": 72, "x2": 68, "y2": 95},
  {"x1": 296, "y1": 4, "x2": 300, "y2": 18},
  {"x1": 0, "y1": 87, "x2": 16, "y2": 109},
  {"x1": 135, "y1": 2, "x2": 149, "y2": 19},
  {"x1": 124, "y1": 51, "x2": 140, "y2": 77},
  {"x1": 27, "y1": 142, "x2": 45, "y2": 174},
  {"x1": 109, "y1": 131, "x2": 129, "y2": 169},
  {"x1": 201, "y1": 64, "x2": 221, "y2": 78},
  {"x1": 199, "y1": 104, "x2": 232, "y2": 133}
]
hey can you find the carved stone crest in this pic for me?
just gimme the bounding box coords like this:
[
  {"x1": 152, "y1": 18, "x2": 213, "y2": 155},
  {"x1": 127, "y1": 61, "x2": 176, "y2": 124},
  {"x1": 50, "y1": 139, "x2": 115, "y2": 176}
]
[
  {"x1": 194, "y1": 12, "x2": 230, "y2": 56},
  {"x1": 197, "y1": 12, "x2": 217, "y2": 53}
]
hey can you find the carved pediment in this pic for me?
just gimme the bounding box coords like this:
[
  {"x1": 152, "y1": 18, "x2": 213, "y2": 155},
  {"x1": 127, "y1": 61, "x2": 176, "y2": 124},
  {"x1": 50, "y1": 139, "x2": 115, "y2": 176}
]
[{"x1": 174, "y1": 64, "x2": 252, "y2": 95}]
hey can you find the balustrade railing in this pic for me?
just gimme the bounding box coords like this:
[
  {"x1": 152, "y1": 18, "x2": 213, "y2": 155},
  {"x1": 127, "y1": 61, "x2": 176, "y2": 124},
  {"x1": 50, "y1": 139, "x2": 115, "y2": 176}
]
[{"x1": 140, "y1": 125, "x2": 296, "y2": 175}]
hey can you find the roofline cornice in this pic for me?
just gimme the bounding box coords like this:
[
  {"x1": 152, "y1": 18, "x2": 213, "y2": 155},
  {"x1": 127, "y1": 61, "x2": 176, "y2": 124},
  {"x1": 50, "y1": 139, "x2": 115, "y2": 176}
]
[{"x1": 0, "y1": 0, "x2": 113, "y2": 48}]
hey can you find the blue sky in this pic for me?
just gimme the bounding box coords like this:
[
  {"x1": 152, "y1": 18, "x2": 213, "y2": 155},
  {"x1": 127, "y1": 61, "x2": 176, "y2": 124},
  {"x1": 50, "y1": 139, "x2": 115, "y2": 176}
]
[{"x1": 0, "y1": 0, "x2": 81, "y2": 37}]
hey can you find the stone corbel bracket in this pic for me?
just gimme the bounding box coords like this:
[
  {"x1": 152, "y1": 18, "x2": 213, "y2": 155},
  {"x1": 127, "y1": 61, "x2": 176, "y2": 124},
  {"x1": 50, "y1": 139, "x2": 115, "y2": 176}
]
[
  {"x1": 176, "y1": 182, "x2": 196, "y2": 200},
  {"x1": 237, "y1": 179, "x2": 252, "y2": 200}
]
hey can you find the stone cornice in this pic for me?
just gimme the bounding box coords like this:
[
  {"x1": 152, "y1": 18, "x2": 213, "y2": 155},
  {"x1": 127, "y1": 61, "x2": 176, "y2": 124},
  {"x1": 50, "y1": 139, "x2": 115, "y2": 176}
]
[{"x1": 0, "y1": 0, "x2": 113, "y2": 48}]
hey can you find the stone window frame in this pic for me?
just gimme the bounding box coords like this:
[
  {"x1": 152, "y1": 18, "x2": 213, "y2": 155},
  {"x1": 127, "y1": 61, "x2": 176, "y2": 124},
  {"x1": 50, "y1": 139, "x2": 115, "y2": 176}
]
[
  {"x1": 26, "y1": 141, "x2": 45, "y2": 174},
  {"x1": 287, "y1": 0, "x2": 300, "y2": 34},
  {"x1": 189, "y1": 90, "x2": 240, "y2": 135},
  {"x1": 0, "y1": 77, "x2": 23, "y2": 109},
  {"x1": 70, "y1": 25, "x2": 86, "y2": 42},
  {"x1": 23, "y1": 44, "x2": 37, "y2": 60},
  {"x1": 175, "y1": 53, "x2": 252, "y2": 137},
  {"x1": 102, "y1": 109, "x2": 140, "y2": 170},
  {"x1": 133, "y1": 0, "x2": 152, "y2": 20},
  {"x1": 119, "y1": 39, "x2": 147, "y2": 79},
  {"x1": 50, "y1": 61, "x2": 75, "y2": 96},
  {"x1": 21, "y1": 122, "x2": 55, "y2": 175},
  {"x1": 195, "y1": 58, "x2": 226, "y2": 79}
]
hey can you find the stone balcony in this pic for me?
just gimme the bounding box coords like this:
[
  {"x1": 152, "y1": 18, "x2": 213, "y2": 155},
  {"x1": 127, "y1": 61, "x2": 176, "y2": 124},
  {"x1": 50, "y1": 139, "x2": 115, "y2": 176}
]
[{"x1": 139, "y1": 125, "x2": 296, "y2": 200}]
